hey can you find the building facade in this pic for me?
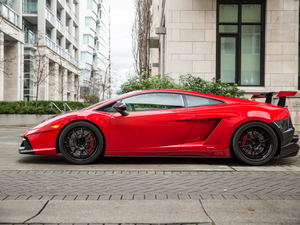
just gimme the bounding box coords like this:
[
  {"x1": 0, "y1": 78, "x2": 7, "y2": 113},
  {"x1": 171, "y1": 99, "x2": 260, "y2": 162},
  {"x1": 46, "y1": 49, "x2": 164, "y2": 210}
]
[
  {"x1": 0, "y1": 0, "x2": 24, "y2": 101},
  {"x1": 0, "y1": 0, "x2": 111, "y2": 102},
  {"x1": 79, "y1": 0, "x2": 111, "y2": 101},
  {"x1": 150, "y1": 0, "x2": 300, "y2": 129}
]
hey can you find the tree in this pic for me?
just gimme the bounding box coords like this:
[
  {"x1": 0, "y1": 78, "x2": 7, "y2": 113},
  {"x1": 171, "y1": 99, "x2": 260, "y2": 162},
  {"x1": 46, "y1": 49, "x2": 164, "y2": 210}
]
[
  {"x1": 56, "y1": 56, "x2": 69, "y2": 101},
  {"x1": 24, "y1": 38, "x2": 55, "y2": 107},
  {"x1": 132, "y1": 0, "x2": 153, "y2": 78},
  {"x1": 83, "y1": 94, "x2": 99, "y2": 104},
  {"x1": 84, "y1": 57, "x2": 113, "y2": 101}
]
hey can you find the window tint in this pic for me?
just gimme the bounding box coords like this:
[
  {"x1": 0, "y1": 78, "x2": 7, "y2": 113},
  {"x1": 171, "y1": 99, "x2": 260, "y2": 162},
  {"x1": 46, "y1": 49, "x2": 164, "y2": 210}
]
[
  {"x1": 185, "y1": 95, "x2": 223, "y2": 107},
  {"x1": 123, "y1": 93, "x2": 184, "y2": 111},
  {"x1": 97, "y1": 102, "x2": 116, "y2": 112}
]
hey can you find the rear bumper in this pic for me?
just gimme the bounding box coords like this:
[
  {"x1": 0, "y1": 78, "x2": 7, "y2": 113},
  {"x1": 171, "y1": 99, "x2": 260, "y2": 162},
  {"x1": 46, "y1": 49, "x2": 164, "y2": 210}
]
[
  {"x1": 19, "y1": 138, "x2": 34, "y2": 154},
  {"x1": 279, "y1": 135, "x2": 299, "y2": 158}
]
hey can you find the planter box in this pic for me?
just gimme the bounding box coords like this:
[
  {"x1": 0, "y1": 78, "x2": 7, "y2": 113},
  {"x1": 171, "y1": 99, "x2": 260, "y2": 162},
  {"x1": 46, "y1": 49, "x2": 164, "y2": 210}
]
[{"x1": 0, "y1": 114, "x2": 55, "y2": 126}]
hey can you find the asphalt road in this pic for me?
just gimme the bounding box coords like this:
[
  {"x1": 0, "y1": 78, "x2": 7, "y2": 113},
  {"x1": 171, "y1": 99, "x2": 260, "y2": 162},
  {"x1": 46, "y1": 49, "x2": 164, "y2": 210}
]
[{"x1": 0, "y1": 126, "x2": 300, "y2": 224}]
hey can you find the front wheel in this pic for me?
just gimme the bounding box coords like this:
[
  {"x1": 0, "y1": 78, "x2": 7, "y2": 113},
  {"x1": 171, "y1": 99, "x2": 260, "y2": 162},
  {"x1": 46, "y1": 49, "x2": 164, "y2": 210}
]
[
  {"x1": 232, "y1": 122, "x2": 278, "y2": 166},
  {"x1": 59, "y1": 121, "x2": 104, "y2": 165}
]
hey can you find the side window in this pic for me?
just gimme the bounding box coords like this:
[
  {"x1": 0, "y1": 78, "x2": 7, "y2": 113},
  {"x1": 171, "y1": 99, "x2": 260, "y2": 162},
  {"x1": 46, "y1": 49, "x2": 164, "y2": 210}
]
[
  {"x1": 96, "y1": 102, "x2": 117, "y2": 112},
  {"x1": 123, "y1": 93, "x2": 184, "y2": 111},
  {"x1": 185, "y1": 95, "x2": 223, "y2": 107}
]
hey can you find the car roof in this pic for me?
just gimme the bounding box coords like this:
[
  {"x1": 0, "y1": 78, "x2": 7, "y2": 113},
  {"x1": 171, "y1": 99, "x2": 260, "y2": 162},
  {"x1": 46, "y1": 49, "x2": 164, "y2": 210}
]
[{"x1": 87, "y1": 89, "x2": 255, "y2": 111}]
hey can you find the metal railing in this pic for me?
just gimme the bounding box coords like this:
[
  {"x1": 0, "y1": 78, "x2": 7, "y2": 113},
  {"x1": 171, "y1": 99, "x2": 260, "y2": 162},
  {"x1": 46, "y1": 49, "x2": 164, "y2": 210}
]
[
  {"x1": 25, "y1": 30, "x2": 37, "y2": 44},
  {"x1": 46, "y1": 7, "x2": 55, "y2": 25},
  {"x1": 0, "y1": 2, "x2": 19, "y2": 27},
  {"x1": 49, "y1": 102, "x2": 63, "y2": 113},
  {"x1": 50, "y1": 102, "x2": 72, "y2": 113},
  {"x1": 63, "y1": 103, "x2": 72, "y2": 112},
  {"x1": 45, "y1": 36, "x2": 78, "y2": 67}
]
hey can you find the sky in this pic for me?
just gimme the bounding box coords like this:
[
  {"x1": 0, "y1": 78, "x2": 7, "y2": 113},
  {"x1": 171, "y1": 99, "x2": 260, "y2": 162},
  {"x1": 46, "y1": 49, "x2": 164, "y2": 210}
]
[{"x1": 109, "y1": 0, "x2": 136, "y2": 91}]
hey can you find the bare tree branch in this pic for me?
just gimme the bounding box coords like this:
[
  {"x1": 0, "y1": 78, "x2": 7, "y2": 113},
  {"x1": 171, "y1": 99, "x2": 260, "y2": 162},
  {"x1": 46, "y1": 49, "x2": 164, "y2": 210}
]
[{"x1": 132, "y1": 0, "x2": 153, "y2": 78}]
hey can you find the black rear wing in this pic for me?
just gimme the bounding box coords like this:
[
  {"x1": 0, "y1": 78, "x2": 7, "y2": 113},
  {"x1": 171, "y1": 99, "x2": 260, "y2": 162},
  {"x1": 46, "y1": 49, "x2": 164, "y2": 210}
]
[{"x1": 251, "y1": 91, "x2": 297, "y2": 107}]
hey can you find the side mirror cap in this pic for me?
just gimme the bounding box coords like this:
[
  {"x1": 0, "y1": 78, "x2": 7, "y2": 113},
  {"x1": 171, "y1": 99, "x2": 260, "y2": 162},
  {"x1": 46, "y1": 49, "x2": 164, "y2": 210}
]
[{"x1": 113, "y1": 102, "x2": 129, "y2": 116}]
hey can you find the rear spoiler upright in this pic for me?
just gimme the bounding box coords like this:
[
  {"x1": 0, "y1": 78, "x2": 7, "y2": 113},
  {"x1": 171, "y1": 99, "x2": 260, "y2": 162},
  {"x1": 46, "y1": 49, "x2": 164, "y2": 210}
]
[{"x1": 251, "y1": 91, "x2": 297, "y2": 107}]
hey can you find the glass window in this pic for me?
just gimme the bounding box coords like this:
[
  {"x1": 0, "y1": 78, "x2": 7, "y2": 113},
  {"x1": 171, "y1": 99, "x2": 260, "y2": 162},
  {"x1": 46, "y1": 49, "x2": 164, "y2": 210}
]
[
  {"x1": 217, "y1": 0, "x2": 265, "y2": 86},
  {"x1": 186, "y1": 95, "x2": 223, "y2": 107},
  {"x1": 81, "y1": 51, "x2": 93, "y2": 64},
  {"x1": 87, "y1": 0, "x2": 93, "y2": 9},
  {"x1": 85, "y1": 17, "x2": 91, "y2": 27},
  {"x1": 242, "y1": 4, "x2": 261, "y2": 22},
  {"x1": 241, "y1": 25, "x2": 261, "y2": 85},
  {"x1": 83, "y1": 34, "x2": 88, "y2": 44},
  {"x1": 219, "y1": 25, "x2": 238, "y2": 33},
  {"x1": 219, "y1": 4, "x2": 238, "y2": 23},
  {"x1": 220, "y1": 37, "x2": 236, "y2": 83},
  {"x1": 123, "y1": 93, "x2": 184, "y2": 111}
]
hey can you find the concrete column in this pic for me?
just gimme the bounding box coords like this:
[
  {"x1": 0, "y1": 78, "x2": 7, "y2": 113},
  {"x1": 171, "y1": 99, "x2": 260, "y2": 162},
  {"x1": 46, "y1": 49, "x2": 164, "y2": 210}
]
[
  {"x1": 0, "y1": 31, "x2": 4, "y2": 100},
  {"x1": 4, "y1": 41, "x2": 20, "y2": 101},
  {"x1": 50, "y1": 0, "x2": 57, "y2": 43},
  {"x1": 62, "y1": 69, "x2": 68, "y2": 101},
  {"x1": 69, "y1": 72, "x2": 75, "y2": 101},
  {"x1": 38, "y1": 57, "x2": 50, "y2": 101},
  {"x1": 74, "y1": 74, "x2": 79, "y2": 101},
  {"x1": 49, "y1": 63, "x2": 59, "y2": 101},
  {"x1": 38, "y1": 1, "x2": 46, "y2": 45},
  {"x1": 61, "y1": 7, "x2": 66, "y2": 49},
  {"x1": 17, "y1": 42, "x2": 24, "y2": 100}
]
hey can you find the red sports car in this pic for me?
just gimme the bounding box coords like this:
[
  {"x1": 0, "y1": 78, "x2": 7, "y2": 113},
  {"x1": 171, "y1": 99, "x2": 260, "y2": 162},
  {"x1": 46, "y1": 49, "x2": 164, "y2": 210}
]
[{"x1": 19, "y1": 89, "x2": 299, "y2": 165}]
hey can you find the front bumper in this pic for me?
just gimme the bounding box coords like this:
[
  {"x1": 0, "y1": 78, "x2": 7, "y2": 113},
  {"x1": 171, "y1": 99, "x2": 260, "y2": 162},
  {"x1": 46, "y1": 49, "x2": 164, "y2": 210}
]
[
  {"x1": 19, "y1": 138, "x2": 34, "y2": 154},
  {"x1": 279, "y1": 135, "x2": 299, "y2": 158}
]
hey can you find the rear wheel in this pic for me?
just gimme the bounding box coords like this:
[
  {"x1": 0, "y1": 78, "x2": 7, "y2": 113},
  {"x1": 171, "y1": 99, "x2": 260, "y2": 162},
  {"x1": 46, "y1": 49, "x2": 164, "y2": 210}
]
[
  {"x1": 59, "y1": 121, "x2": 104, "y2": 164},
  {"x1": 232, "y1": 122, "x2": 278, "y2": 166}
]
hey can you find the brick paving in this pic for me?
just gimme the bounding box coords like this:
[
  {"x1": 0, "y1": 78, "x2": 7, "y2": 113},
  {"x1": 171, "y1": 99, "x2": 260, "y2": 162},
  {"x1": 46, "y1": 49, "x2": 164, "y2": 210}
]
[{"x1": 1, "y1": 170, "x2": 299, "y2": 201}]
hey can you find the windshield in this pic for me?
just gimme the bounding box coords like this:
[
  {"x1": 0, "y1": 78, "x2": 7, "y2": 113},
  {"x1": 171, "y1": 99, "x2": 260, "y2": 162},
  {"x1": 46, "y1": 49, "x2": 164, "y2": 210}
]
[{"x1": 84, "y1": 91, "x2": 140, "y2": 110}]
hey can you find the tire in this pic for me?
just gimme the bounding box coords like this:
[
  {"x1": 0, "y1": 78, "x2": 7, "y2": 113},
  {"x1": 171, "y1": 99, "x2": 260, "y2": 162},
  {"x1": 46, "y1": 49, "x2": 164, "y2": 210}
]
[
  {"x1": 232, "y1": 122, "x2": 278, "y2": 166},
  {"x1": 59, "y1": 121, "x2": 104, "y2": 165}
]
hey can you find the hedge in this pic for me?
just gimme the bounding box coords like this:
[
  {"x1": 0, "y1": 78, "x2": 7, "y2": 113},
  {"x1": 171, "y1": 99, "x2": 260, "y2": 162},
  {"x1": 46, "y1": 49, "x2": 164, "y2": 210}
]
[{"x1": 0, "y1": 101, "x2": 91, "y2": 115}]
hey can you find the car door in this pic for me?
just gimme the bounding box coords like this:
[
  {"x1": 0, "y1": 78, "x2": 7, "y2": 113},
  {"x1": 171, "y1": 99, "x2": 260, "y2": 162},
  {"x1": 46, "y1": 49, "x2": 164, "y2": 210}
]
[
  {"x1": 106, "y1": 92, "x2": 197, "y2": 155},
  {"x1": 178, "y1": 94, "x2": 225, "y2": 154}
]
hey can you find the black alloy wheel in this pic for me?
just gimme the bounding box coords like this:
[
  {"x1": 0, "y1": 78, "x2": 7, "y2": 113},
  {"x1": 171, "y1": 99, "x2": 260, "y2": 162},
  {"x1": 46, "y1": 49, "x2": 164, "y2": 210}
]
[
  {"x1": 232, "y1": 122, "x2": 278, "y2": 166},
  {"x1": 59, "y1": 121, "x2": 104, "y2": 164}
]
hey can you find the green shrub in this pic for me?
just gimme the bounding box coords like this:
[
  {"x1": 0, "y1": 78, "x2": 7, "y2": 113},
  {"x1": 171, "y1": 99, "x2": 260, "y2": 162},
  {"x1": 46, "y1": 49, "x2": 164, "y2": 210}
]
[
  {"x1": 119, "y1": 74, "x2": 245, "y2": 98},
  {"x1": 84, "y1": 94, "x2": 100, "y2": 104},
  {"x1": 119, "y1": 74, "x2": 181, "y2": 94},
  {"x1": 179, "y1": 74, "x2": 245, "y2": 98},
  {"x1": 0, "y1": 101, "x2": 91, "y2": 114}
]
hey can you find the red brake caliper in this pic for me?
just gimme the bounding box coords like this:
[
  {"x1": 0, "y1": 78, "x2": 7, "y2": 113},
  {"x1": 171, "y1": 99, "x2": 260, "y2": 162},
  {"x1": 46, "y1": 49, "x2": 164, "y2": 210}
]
[
  {"x1": 86, "y1": 135, "x2": 95, "y2": 153},
  {"x1": 241, "y1": 134, "x2": 249, "y2": 148}
]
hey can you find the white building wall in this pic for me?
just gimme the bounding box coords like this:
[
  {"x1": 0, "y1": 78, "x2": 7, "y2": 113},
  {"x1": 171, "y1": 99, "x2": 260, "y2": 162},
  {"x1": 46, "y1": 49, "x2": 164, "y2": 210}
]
[
  {"x1": 152, "y1": 0, "x2": 300, "y2": 130},
  {"x1": 153, "y1": 0, "x2": 299, "y2": 93},
  {"x1": 154, "y1": 0, "x2": 217, "y2": 82}
]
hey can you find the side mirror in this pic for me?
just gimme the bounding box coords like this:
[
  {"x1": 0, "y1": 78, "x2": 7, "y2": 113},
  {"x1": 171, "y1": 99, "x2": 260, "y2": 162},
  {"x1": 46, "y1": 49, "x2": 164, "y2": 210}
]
[{"x1": 113, "y1": 102, "x2": 129, "y2": 116}]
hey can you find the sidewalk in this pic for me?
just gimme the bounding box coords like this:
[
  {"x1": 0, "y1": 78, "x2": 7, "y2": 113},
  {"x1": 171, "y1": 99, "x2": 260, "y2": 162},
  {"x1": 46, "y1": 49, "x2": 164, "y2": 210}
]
[{"x1": 1, "y1": 199, "x2": 300, "y2": 224}]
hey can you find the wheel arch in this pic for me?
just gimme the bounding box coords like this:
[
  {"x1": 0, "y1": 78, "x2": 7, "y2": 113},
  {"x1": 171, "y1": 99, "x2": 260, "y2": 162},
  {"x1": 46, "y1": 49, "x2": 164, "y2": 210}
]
[
  {"x1": 229, "y1": 120, "x2": 281, "y2": 158},
  {"x1": 55, "y1": 119, "x2": 106, "y2": 154}
]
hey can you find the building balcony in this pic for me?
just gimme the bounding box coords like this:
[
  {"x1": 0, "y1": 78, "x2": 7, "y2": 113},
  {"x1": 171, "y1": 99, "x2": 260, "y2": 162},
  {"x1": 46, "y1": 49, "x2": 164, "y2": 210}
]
[
  {"x1": 45, "y1": 36, "x2": 78, "y2": 67},
  {"x1": 0, "y1": 2, "x2": 19, "y2": 27},
  {"x1": 56, "y1": 18, "x2": 65, "y2": 35},
  {"x1": 46, "y1": 8, "x2": 55, "y2": 25},
  {"x1": 23, "y1": 2, "x2": 38, "y2": 14},
  {"x1": 25, "y1": 30, "x2": 37, "y2": 45}
]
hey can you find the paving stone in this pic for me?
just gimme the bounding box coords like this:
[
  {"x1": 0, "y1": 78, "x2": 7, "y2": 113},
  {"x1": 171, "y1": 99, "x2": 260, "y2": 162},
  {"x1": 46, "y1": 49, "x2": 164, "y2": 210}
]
[{"x1": 1, "y1": 171, "x2": 300, "y2": 201}]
